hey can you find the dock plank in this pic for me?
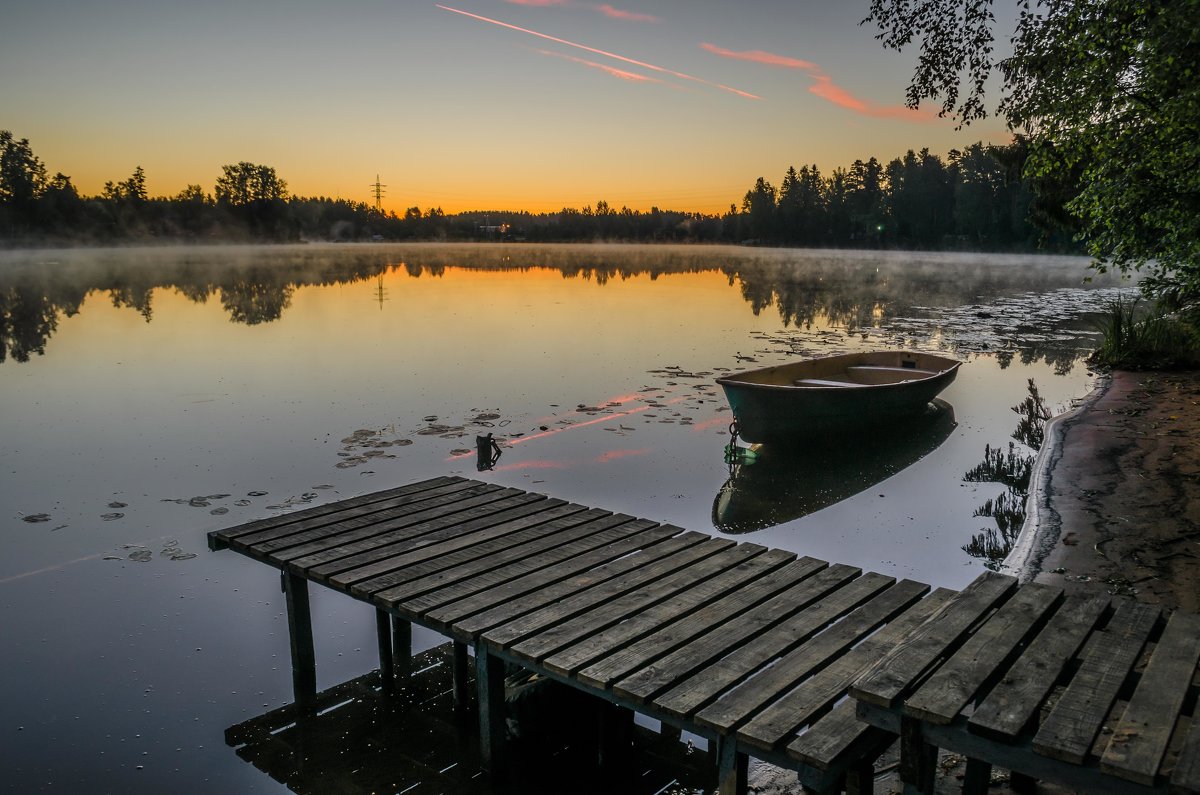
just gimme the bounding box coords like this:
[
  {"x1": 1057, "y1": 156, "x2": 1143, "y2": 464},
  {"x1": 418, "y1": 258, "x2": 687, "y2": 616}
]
[
  {"x1": 613, "y1": 563, "x2": 856, "y2": 707},
  {"x1": 448, "y1": 529, "x2": 704, "y2": 639},
  {"x1": 236, "y1": 479, "x2": 492, "y2": 552},
  {"x1": 542, "y1": 548, "x2": 796, "y2": 679},
  {"x1": 573, "y1": 556, "x2": 826, "y2": 690},
  {"x1": 1100, "y1": 610, "x2": 1200, "y2": 785},
  {"x1": 410, "y1": 520, "x2": 671, "y2": 624},
  {"x1": 1032, "y1": 599, "x2": 1161, "y2": 764},
  {"x1": 209, "y1": 475, "x2": 464, "y2": 546},
  {"x1": 283, "y1": 490, "x2": 543, "y2": 569},
  {"x1": 371, "y1": 509, "x2": 623, "y2": 607},
  {"x1": 694, "y1": 577, "x2": 924, "y2": 735},
  {"x1": 787, "y1": 698, "x2": 889, "y2": 771},
  {"x1": 653, "y1": 569, "x2": 886, "y2": 723},
  {"x1": 498, "y1": 539, "x2": 749, "y2": 661},
  {"x1": 1174, "y1": 716, "x2": 1200, "y2": 794},
  {"x1": 850, "y1": 570, "x2": 1017, "y2": 709},
  {"x1": 968, "y1": 593, "x2": 1110, "y2": 741},
  {"x1": 739, "y1": 588, "x2": 954, "y2": 752},
  {"x1": 903, "y1": 582, "x2": 1064, "y2": 725},
  {"x1": 345, "y1": 504, "x2": 601, "y2": 599}
]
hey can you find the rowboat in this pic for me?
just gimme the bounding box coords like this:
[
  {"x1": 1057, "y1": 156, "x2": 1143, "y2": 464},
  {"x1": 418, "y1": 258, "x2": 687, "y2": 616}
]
[{"x1": 715, "y1": 350, "x2": 962, "y2": 443}]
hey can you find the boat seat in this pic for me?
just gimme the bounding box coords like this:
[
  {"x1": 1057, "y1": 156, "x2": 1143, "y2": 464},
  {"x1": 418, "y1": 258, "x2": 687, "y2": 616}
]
[
  {"x1": 845, "y1": 365, "x2": 938, "y2": 376},
  {"x1": 793, "y1": 378, "x2": 867, "y2": 388}
]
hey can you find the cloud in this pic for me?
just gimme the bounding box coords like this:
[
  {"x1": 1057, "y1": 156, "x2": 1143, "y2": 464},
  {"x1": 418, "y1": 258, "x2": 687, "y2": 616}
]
[
  {"x1": 535, "y1": 49, "x2": 670, "y2": 84},
  {"x1": 596, "y1": 4, "x2": 659, "y2": 22},
  {"x1": 702, "y1": 41, "x2": 935, "y2": 121},
  {"x1": 437, "y1": 5, "x2": 758, "y2": 99}
]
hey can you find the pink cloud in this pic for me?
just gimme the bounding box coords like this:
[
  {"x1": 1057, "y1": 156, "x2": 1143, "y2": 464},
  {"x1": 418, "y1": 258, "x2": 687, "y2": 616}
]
[
  {"x1": 536, "y1": 49, "x2": 667, "y2": 84},
  {"x1": 702, "y1": 41, "x2": 936, "y2": 121},
  {"x1": 596, "y1": 4, "x2": 659, "y2": 22},
  {"x1": 701, "y1": 42, "x2": 818, "y2": 71},
  {"x1": 596, "y1": 448, "x2": 653, "y2": 463}
]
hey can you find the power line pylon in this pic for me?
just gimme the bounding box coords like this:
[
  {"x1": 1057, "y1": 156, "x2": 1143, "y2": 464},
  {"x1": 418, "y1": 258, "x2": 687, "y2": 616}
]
[{"x1": 369, "y1": 175, "x2": 387, "y2": 211}]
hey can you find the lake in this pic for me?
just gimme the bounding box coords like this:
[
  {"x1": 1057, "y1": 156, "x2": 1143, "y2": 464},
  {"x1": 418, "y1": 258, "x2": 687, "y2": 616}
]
[{"x1": 0, "y1": 243, "x2": 1130, "y2": 791}]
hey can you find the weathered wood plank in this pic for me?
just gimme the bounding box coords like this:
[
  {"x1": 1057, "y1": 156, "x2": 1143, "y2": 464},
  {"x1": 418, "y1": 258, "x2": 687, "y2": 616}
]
[
  {"x1": 786, "y1": 698, "x2": 890, "y2": 772},
  {"x1": 850, "y1": 570, "x2": 1017, "y2": 708},
  {"x1": 481, "y1": 536, "x2": 733, "y2": 650},
  {"x1": 368, "y1": 508, "x2": 620, "y2": 606},
  {"x1": 444, "y1": 528, "x2": 704, "y2": 639},
  {"x1": 232, "y1": 478, "x2": 487, "y2": 552},
  {"x1": 968, "y1": 593, "x2": 1110, "y2": 741},
  {"x1": 740, "y1": 588, "x2": 955, "y2": 752},
  {"x1": 1033, "y1": 599, "x2": 1161, "y2": 764},
  {"x1": 613, "y1": 563, "x2": 857, "y2": 707},
  {"x1": 209, "y1": 475, "x2": 463, "y2": 545},
  {"x1": 1101, "y1": 611, "x2": 1200, "y2": 785},
  {"x1": 542, "y1": 548, "x2": 796, "y2": 679},
  {"x1": 696, "y1": 577, "x2": 927, "y2": 737},
  {"x1": 903, "y1": 582, "x2": 1064, "y2": 725},
  {"x1": 653, "y1": 568, "x2": 887, "y2": 723},
  {"x1": 572, "y1": 556, "x2": 826, "y2": 690},
  {"x1": 503, "y1": 541, "x2": 759, "y2": 664},
  {"x1": 308, "y1": 496, "x2": 559, "y2": 583},
  {"x1": 408, "y1": 519, "x2": 669, "y2": 621},
  {"x1": 1173, "y1": 714, "x2": 1200, "y2": 794},
  {"x1": 340, "y1": 503, "x2": 596, "y2": 597},
  {"x1": 282, "y1": 490, "x2": 543, "y2": 569}
]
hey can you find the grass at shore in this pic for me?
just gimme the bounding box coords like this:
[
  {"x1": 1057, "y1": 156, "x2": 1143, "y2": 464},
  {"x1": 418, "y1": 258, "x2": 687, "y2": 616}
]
[{"x1": 1090, "y1": 297, "x2": 1200, "y2": 369}]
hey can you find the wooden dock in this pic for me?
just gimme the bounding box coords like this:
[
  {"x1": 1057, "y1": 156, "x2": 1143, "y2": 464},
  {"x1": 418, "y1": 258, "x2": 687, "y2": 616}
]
[
  {"x1": 209, "y1": 474, "x2": 956, "y2": 793},
  {"x1": 209, "y1": 474, "x2": 1200, "y2": 794}
]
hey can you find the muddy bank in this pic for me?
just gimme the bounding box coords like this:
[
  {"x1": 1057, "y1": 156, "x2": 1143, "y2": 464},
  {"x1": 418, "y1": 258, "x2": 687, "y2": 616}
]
[{"x1": 1016, "y1": 369, "x2": 1200, "y2": 613}]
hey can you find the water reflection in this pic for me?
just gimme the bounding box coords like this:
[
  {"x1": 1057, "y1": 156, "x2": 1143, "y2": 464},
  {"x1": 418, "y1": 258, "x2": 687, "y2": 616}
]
[
  {"x1": 961, "y1": 379, "x2": 1051, "y2": 566},
  {"x1": 0, "y1": 244, "x2": 1128, "y2": 365},
  {"x1": 713, "y1": 400, "x2": 957, "y2": 533},
  {"x1": 225, "y1": 644, "x2": 710, "y2": 794}
]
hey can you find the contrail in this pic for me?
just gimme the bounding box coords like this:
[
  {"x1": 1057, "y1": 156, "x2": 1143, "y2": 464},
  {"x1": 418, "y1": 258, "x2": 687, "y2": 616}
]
[{"x1": 436, "y1": 4, "x2": 760, "y2": 100}]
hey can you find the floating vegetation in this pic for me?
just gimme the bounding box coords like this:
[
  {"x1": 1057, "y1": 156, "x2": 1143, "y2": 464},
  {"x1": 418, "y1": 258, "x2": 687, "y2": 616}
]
[
  {"x1": 107, "y1": 501, "x2": 128, "y2": 509},
  {"x1": 100, "y1": 512, "x2": 124, "y2": 521},
  {"x1": 22, "y1": 513, "x2": 51, "y2": 523},
  {"x1": 127, "y1": 549, "x2": 153, "y2": 563}
]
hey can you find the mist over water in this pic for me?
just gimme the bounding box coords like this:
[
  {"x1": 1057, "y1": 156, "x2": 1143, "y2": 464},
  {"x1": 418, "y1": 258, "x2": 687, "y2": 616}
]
[{"x1": 0, "y1": 243, "x2": 1130, "y2": 791}]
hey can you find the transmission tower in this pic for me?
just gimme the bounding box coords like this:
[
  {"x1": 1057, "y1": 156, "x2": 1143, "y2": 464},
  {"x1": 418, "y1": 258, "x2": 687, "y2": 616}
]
[{"x1": 369, "y1": 174, "x2": 387, "y2": 211}]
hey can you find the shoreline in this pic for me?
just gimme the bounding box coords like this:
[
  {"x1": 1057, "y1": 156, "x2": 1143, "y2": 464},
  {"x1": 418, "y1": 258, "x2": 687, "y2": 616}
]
[{"x1": 1012, "y1": 368, "x2": 1200, "y2": 613}]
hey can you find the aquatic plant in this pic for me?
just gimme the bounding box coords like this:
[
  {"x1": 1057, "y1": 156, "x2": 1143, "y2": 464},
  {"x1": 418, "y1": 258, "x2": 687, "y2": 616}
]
[{"x1": 1090, "y1": 297, "x2": 1200, "y2": 369}]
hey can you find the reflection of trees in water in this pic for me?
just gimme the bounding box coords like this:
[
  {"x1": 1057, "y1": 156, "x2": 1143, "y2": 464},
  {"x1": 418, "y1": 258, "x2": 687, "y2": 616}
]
[
  {"x1": 0, "y1": 245, "x2": 1119, "y2": 364},
  {"x1": 962, "y1": 378, "x2": 1050, "y2": 567}
]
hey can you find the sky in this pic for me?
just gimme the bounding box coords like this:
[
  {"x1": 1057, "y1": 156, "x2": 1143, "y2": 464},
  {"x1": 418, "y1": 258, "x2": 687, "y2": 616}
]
[{"x1": 1, "y1": 1, "x2": 1013, "y2": 215}]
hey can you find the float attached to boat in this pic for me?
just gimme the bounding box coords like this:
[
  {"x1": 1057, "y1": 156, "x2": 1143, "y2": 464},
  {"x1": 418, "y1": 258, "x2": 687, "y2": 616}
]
[{"x1": 716, "y1": 350, "x2": 963, "y2": 443}]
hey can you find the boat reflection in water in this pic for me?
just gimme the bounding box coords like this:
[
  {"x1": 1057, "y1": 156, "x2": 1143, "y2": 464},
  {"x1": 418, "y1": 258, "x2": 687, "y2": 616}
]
[{"x1": 713, "y1": 399, "x2": 957, "y2": 534}]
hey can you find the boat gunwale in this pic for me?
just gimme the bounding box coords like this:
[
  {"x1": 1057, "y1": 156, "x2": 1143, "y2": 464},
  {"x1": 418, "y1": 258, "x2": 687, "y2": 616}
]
[{"x1": 715, "y1": 354, "x2": 963, "y2": 392}]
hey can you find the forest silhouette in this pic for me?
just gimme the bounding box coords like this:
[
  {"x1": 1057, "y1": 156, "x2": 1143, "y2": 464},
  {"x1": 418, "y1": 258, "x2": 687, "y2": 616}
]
[{"x1": 0, "y1": 132, "x2": 1072, "y2": 252}]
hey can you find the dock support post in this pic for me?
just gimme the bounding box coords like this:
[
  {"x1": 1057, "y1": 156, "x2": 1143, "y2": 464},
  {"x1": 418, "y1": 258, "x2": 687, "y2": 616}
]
[
  {"x1": 715, "y1": 734, "x2": 748, "y2": 795},
  {"x1": 475, "y1": 640, "x2": 507, "y2": 780},
  {"x1": 844, "y1": 761, "x2": 875, "y2": 795},
  {"x1": 391, "y1": 616, "x2": 412, "y2": 687},
  {"x1": 375, "y1": 609, "x2": 394, "y2": 695},
  {"x1": 452, "y1": 641, "x2": 470, "y2": 711},
  {"x1": 597, "y1": 701, "x2": 633, "y2": 773},
  {"x1": 962, "y1": 757, "x2": 991, "y2": 795},
  {"x1": 899, "y1": 717, "x2": 936, "y2": 795},
  {"x1": 282, "y1": 571, "x2": 316, "y2": 710}
]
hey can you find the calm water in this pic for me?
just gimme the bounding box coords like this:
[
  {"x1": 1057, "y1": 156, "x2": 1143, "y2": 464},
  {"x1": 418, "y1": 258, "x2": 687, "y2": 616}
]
[{"x1": 1, "y1": 243, "x2": 1129, "y2": 792}]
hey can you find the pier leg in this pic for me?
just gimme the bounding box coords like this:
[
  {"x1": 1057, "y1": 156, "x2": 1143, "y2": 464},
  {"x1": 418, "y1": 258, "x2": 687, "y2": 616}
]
[
  {"x1": 375, "y1": 609, "x2": 394, "y2": 695},
  {"x1": 1009, "y1": 771, "x2": 1037, "y2": 794},
  {"x1": 899, "y1": 717, "x2": 936, "y2": 795},
  {"x1": 452, "y1": 641, "x2": 470, "y2": 711},
  {"x1": 391, "y1": 616, "x2": 412, "y2": 687},
  {"x1": 844, "y1": 760, "x2": 875, "y2": 795},
  {"x1": 282, "y1": 571, "x2": 316, "y2": 710},
  {"x1": 962, "y1": 757, "x2": 991, "y2": 795},
  {"x1": 660, "y1": 720, "x2": 682, "y2": 742},
  {"x1": 715, "y1": 734, "x2": 748, "y2": 795},
  {"x1": 597, "y1": 701, "x2": 633, "y2": 773},
  {"x1": 474, "y1": 640, "x2": 507, "y2": 780}
]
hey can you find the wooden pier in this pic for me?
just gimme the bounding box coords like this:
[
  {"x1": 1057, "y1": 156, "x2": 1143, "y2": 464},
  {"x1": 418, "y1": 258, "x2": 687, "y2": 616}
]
[{"x1": 208, "y1": 474, "x2": 1200, "y2": 794}]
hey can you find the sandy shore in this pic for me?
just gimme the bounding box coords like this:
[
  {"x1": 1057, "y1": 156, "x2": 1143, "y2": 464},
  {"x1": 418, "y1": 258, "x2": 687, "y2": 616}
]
[{"x1": 1016, "y1": 369, "x2": 1200, "y2": 613}]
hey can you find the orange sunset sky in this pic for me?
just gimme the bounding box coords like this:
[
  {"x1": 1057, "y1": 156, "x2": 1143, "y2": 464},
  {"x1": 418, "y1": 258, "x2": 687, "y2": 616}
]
[{"x1": 2, "y1": 1, "x2": 1014, "y2": 215}]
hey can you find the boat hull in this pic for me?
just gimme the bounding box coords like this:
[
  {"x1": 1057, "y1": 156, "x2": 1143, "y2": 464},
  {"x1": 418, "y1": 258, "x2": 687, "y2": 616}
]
[{"x1": 716, "y1": 351, "x2": 962, "y2": 443}]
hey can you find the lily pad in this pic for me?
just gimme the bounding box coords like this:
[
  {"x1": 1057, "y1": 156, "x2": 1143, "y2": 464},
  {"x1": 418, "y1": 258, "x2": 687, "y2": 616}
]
[{"x1": 22, "y1": 513, "x2": 51, "y2": 523}]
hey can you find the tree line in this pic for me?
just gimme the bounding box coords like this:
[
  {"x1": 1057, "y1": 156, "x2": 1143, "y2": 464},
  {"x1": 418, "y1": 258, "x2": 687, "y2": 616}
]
[{"x1": 1, "y1": 130, "x2": 1070, "y2": 252}]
